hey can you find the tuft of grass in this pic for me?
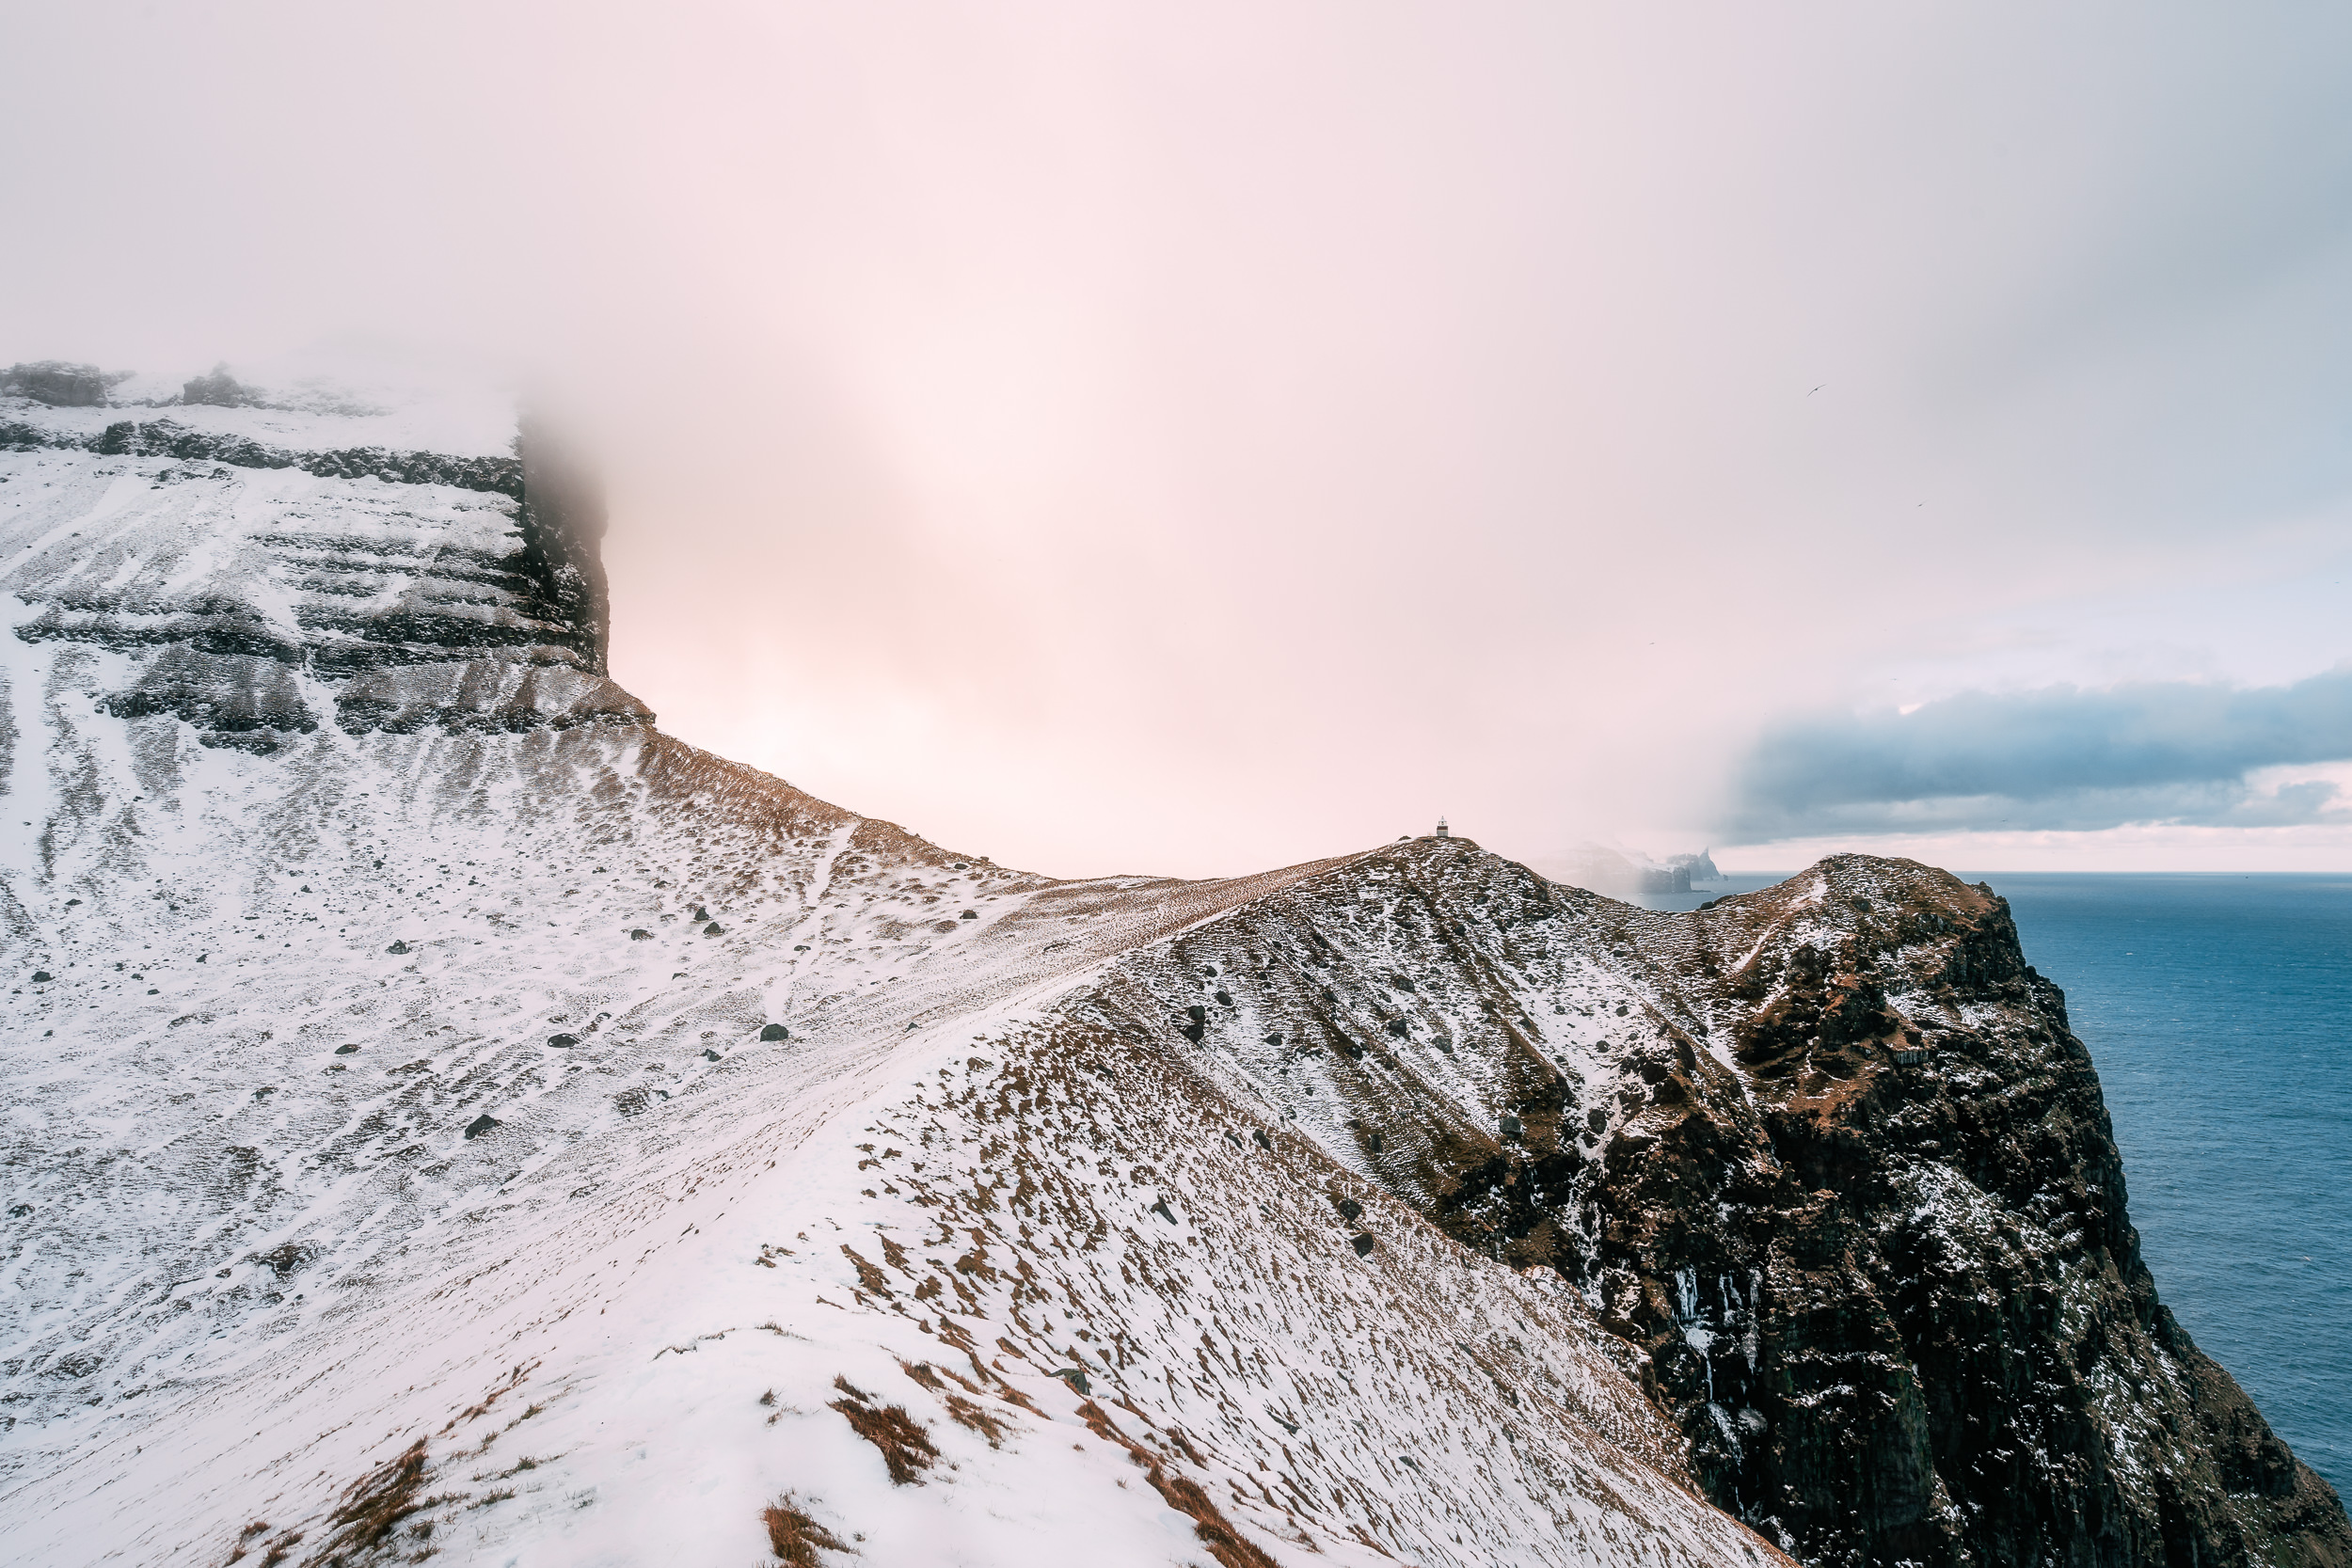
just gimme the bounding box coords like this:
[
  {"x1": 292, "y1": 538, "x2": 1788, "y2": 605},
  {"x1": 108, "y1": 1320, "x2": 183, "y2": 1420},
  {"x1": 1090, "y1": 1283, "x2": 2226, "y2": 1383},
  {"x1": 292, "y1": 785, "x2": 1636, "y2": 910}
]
[
  {"x1": 469, "y1": 1489, "x2": 516, "y2": 1509},
  {"x1": 762, "y1": 1496, "x2": 854, "y2": 1565},
  {"x1": 827, "y1": 1381, "x2": 937, "y2": 1485},
  {"x1": 317, "y1": 1438, "x2": 433, "y2": 1560},
  {"x1": 1148, "y1": 1467, "x2": 1279, "y2": 1568},
  {"x1": 758, "y1": 1387, "x2": 778, "y2": 1407},
  {"x1": 943, "y1": 1394, "x2": 1009, "y2": 1448}
]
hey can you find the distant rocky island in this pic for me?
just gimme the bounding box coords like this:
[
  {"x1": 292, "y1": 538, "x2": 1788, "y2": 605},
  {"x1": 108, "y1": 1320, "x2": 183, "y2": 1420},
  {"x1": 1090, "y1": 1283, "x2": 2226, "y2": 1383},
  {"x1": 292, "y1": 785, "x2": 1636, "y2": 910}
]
[{"x1": 1535, "y1": 843, "x2": 1724, "y2": 898}]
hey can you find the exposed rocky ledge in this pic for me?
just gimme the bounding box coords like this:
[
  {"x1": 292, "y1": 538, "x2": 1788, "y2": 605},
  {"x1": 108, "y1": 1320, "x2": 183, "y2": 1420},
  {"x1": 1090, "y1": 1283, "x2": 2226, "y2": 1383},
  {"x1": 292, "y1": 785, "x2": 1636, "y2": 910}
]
[
  {"x1": 0, "y1": 415, "x2": 522, "y2": 498},
  {"x1": 1095, "y1": 842, "x2": 2352, "y2": 1568},
  {"x1": 3, "y1": 388, "x2": 635, "y2": 751},
  {"x1": 335, "y1": 660, "x2": 650, "y2": 735}
]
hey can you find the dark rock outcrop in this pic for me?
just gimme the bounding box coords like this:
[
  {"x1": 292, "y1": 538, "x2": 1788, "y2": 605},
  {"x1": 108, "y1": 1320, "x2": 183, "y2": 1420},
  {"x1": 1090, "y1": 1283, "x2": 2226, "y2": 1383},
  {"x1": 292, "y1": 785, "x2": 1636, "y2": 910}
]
[
  {"x1": 5, "y1": 392, "x2": 648, "y2": 752},
  {"x1": 1543, "y1": 862, "x2": 2352, "y2": 1568},
  {"x1": 1, "y1": 361, "x2": 127, "y2": 406},
  {"x1": 516, "y1": 411, "x2": 612, "y2": 676},
  {"x1": 1101, "y1": 842, "x2": 2351, "y2": 1568}
]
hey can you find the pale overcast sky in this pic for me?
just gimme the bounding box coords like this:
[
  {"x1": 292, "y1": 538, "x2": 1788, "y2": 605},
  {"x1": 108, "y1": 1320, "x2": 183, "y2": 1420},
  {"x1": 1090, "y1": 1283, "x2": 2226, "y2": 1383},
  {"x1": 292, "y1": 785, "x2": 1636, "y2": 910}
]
[{"x1": 8, "y1": 2, "x2": 2352, "y2": 878}]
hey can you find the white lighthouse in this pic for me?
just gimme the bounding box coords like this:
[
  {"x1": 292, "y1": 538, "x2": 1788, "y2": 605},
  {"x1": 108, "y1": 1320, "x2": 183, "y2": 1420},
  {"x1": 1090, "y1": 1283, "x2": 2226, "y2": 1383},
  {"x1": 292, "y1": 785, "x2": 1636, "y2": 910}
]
[{"x1": 1435, "y1": 816, "x2": 1450, "y2": 838}]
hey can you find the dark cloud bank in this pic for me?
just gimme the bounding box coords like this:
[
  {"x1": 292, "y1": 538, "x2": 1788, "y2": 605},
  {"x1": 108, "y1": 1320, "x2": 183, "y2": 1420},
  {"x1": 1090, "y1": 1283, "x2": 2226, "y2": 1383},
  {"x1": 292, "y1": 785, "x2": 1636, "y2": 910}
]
[{"x1": 1725, "y1": 667, "x2": 2352, "y2": 842}]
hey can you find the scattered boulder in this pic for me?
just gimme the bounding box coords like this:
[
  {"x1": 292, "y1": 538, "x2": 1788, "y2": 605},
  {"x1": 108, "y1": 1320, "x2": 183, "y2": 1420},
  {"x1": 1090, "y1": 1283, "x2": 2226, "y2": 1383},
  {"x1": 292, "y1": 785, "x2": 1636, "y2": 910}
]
[
  {"x1": 759, "y1": 1022, "x2": 790, "y2": 1041},
  {"x1": 1350, "y1": 1233, "x2": 1376, "y2": 1257},
  {"x1": 1500, "y1": 1114, "x2": 1523, "y2": 1140},
  {"x1": 628, "y1": 928, "x2": 651, "y2": 941},
  {"x1": 702, "y1": 1048, "x2": 722, "y2": 1062},
  {"x1": 1214, "y1": 990, "x2": 1233, "y2": 1006},
  {"x1": 30, "y1": 971, "x2": 52, "y2": 983},
  {"x1": 1150, "y1": 1197, "x2": 1177, "y2": 1224},
  {"x1": 1263, "y1": 1031, "x2": 1284, "y2": 1046},
  {"x1": 333, "y1": 1044, "x2": 359, "y2": 1055},
  {"x1": 1334, "y1": 1196, "x2": 1363, "y2": 1223},
  {"x1": 1251, "y1": 1129, "x2": 1273, "y2": 1151},
  {"x1": 702, "y1": 922, "x2": 723, "y2": 937},
  {"x1": 959, "y1": 910, "x2": 977, "y2": 921},
  {"x1": 462, "y1": 1113, "x2": 501, "y2": 1139},
  {"x1": 251, "y1": 1241, "x2": 318, "y2": 1280},
  {"x1": 547, "y1": 1033, "x2": 580, "y2": 1048},
  {"x1": 385, "y1": 941, "x2": 408, "y2": 956},
  {"x1": 180, "y1": 365, "x2": 263, "y2": 407}
]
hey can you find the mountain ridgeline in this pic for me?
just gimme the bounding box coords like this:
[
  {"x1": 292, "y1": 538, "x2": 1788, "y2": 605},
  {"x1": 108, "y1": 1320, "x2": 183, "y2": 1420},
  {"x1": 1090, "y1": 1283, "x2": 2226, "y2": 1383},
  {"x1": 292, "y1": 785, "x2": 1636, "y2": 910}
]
[
  {"x1": 0, "y1": 369, "x2": 2343, "y2": 1568},
  {"x1": 1122, "y1": 844, "x2": 2350, "y2": 1566}
]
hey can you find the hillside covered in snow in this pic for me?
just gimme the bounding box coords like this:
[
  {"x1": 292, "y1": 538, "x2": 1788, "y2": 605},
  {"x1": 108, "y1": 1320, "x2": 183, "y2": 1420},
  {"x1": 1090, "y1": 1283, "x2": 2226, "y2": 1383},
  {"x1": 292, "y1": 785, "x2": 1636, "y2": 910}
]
[{"x1": 1, "y1": 369, "x2": 2344, "y2": 1568}]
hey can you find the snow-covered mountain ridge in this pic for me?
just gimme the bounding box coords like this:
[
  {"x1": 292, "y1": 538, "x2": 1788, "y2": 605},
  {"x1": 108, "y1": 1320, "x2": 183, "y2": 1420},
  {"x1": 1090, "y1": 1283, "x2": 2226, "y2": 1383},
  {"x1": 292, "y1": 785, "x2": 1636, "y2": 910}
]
[{"x1": 1, "y1": 382, "x2": 2343, "y2": 1567}]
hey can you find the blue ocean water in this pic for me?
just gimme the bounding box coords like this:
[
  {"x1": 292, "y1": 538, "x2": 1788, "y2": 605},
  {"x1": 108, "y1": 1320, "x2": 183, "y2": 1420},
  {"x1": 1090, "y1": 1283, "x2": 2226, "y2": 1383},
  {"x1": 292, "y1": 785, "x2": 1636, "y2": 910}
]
[
  {"x1": 1639, "y1": 871, "x2": 2351, "y2": 1491},
  {"x1": 1982, "y1": 873, "x2": 2352, "y2": 1496}
]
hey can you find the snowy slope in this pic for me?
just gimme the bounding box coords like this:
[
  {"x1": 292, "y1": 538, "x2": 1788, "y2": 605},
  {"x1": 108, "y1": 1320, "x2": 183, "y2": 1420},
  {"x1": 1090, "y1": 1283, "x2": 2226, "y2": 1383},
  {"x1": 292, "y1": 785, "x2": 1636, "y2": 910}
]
[{"x1": 0, "y1": 390, "x2": 1787, "y2": 1567}]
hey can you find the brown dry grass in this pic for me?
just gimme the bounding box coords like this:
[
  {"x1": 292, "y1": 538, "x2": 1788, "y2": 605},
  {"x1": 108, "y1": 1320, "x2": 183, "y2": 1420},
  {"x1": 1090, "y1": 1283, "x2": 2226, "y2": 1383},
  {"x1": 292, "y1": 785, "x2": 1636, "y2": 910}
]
[
  {"x1": 1148, "y1": 1466, "x2": 1282, "y2": 1568},
  {"x1": 313, "y1": 1438, "x2": 434, "y2": 1563},
  {"x1": 828, "y1": 1378, "x2": 938, "y2": 1485},
  {"x1": 761, "y1": 1497, "x2": 853, "y2": 1565},
  {"x1": 943, "y1": 1393, "x2": 1009, "y2": 1447}
]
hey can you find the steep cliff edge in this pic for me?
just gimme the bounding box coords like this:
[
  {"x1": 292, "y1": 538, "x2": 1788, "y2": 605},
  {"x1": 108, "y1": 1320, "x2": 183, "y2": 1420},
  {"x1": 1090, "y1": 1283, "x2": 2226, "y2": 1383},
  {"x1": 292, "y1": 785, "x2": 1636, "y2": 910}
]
[{"x1": 1120, "y1": 841, "x2": 2351, "y2": 1566}]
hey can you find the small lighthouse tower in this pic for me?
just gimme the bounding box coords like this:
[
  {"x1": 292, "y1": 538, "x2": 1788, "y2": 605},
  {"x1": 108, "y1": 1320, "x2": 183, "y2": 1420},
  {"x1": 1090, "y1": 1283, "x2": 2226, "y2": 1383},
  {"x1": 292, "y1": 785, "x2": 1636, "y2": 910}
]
[{"x1": 1435, "y1": 816, "x2": 1450, "y2": 839}]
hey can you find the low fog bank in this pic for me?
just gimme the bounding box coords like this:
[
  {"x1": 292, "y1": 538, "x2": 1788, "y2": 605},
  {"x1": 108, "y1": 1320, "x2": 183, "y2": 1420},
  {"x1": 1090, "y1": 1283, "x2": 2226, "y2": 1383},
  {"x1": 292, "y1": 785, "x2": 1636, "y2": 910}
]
[{"x1": 11, "y1": 3, "x2": 2352, "y2": 876}]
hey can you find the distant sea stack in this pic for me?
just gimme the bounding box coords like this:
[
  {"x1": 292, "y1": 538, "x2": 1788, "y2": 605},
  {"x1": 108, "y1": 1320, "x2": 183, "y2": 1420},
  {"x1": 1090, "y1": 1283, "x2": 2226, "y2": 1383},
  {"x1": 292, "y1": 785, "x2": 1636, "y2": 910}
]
[
  {"x1": 1, "y1": 362, "x2": 2341, "y2": 1568},
  {"x1": 1538, "y1": 842, "x2": 1722, "y2": 898}
]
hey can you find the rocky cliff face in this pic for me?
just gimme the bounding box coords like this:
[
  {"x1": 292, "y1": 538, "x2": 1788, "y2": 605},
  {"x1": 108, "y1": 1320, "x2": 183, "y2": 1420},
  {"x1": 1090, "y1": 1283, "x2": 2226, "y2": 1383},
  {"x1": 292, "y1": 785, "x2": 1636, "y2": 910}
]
[
  {"x1": 1, "y1": 382, "x2": 635, "y2": 756},
  {"x1": 1, "y1": 376, "x2": 2341, "y2": 1568},
  {"x1": 1117, "y1": 842, "x2": 2350, "y2": 1567}
]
